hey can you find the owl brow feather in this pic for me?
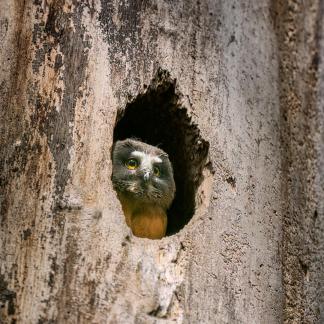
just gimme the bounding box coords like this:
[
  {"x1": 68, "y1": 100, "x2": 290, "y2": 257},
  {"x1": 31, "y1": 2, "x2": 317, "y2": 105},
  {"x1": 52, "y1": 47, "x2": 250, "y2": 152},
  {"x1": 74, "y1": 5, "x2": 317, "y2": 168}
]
[
  {"x1": 158, "y1": 152, "x2": 168, "y2": 158},
  {"x1": 120, "y1": 141, "x2": 136, "y2": 150}
]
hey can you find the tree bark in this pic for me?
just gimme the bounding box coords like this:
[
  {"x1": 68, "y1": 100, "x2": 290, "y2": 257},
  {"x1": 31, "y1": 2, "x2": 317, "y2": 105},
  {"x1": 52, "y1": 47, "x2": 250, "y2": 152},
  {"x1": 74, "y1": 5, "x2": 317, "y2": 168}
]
[{"x1": 0, "y1": 0, "x2": 323, "y2": 323}]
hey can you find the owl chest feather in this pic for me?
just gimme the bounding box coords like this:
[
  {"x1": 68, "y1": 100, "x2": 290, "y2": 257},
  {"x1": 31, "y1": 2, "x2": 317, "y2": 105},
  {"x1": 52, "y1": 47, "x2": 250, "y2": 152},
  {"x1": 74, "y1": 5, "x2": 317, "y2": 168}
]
[{"x1": 118, "y1": 193, "x2": 167, "y2": 239}]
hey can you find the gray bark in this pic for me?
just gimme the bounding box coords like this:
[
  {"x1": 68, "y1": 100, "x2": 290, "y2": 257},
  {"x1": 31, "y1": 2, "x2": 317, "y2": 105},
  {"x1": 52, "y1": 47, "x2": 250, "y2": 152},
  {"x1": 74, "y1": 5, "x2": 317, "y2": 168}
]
[{"x1": 0, "y1": 0, "x2": 323, "y2": 323}]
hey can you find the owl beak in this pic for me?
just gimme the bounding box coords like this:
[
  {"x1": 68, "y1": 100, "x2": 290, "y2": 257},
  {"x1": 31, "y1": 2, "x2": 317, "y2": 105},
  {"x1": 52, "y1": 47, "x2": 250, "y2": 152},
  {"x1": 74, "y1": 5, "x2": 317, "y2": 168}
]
[{"x1": 143, "y1": 170, "x2": 151, "y2": 182}]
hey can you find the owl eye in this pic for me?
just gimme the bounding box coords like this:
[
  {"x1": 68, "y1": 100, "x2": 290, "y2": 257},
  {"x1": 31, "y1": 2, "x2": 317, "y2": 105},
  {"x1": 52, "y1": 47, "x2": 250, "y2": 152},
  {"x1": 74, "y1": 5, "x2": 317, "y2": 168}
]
[
  {"x1": 153, "y1": 166, "x2": 160, "y2": 177},
  {"x1": 125, "y1": 158, "x2": 138, "y2": 170}
]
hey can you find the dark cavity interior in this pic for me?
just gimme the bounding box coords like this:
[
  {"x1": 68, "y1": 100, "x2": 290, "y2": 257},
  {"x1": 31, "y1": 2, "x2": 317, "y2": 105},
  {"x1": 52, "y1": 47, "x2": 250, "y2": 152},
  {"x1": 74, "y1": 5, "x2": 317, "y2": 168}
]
[{"x1": 113, "y1": 70, "x2": 210, "y2": 236}]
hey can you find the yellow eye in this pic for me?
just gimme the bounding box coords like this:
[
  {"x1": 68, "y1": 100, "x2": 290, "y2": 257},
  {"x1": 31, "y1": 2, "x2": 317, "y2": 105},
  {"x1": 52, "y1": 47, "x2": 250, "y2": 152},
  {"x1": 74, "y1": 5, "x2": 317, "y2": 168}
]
[
  {"x1": 153, "y1": 166, "x2": 160, "y2": 177},
  {"x1": 125, "y1": 158, "x2": 138, "y2": 170}
]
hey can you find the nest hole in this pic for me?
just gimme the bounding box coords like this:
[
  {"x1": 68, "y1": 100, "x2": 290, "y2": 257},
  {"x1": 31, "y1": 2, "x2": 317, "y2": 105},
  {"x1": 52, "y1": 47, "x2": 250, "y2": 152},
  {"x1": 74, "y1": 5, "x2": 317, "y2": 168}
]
[{"x1": 113, "y1": 70, "x2": 210, "y2": 236}]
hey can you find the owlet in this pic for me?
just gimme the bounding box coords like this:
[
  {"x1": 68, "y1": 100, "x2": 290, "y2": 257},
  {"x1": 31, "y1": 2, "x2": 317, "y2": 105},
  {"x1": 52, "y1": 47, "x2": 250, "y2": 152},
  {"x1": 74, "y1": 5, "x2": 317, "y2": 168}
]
[{"x1": 112, "y1": 139, "x2": 176, "y2": 239}]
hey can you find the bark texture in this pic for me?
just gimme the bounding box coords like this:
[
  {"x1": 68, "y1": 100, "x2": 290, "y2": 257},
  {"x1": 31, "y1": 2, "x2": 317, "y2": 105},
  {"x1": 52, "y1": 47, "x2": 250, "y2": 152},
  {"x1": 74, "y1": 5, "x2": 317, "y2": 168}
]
[{"x1": 0, "y1": 0, "x2": 323, "y2": 323}]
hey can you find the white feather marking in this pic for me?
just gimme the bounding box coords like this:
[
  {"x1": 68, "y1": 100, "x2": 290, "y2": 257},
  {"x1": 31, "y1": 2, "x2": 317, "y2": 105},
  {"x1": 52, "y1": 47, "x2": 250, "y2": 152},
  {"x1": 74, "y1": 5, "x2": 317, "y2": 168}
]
[
  {"x1": 152, "y1": 157, "x2": 162, "y2": 163},
  {"x1": 132, "y1": 151, "x2": 162, "y2": 166},
  {"x1": 132, "y1": 151, "x2": 146, "y2": 158}
]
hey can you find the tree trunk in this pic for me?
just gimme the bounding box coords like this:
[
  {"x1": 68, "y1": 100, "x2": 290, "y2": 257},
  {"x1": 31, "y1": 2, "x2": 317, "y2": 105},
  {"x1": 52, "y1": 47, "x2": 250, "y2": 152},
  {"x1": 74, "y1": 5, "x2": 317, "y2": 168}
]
[{"x1": 0, "y1": 1, "x2": 323, "y2": 323}]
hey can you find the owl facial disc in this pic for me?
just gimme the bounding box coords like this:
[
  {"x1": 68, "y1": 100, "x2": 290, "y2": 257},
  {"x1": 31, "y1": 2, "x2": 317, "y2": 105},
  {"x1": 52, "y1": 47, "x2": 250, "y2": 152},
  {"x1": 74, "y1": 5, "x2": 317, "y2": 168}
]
[{"x1": 112, "y1": 139, "x2": 176, "y2": 209}]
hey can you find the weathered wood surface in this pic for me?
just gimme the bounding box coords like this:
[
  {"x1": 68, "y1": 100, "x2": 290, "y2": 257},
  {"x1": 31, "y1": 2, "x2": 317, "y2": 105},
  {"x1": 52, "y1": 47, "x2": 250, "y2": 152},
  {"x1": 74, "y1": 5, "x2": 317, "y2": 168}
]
[{"x1": 0, "y1": 1, "x2": 323, "y2": 323}]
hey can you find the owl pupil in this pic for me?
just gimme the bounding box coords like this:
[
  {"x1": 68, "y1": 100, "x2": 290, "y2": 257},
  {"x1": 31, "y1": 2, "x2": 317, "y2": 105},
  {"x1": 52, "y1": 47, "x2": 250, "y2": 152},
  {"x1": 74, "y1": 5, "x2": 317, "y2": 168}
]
[{"x1": 126, "y1": 158, "x2": 138, "y2": 169}]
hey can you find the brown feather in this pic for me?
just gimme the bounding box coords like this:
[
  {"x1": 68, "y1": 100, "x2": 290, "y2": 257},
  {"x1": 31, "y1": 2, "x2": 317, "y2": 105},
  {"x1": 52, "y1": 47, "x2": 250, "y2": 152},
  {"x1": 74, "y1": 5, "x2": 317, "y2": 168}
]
[{"x1": 118, "y1": 193, "x2": 167, "y2": 239}]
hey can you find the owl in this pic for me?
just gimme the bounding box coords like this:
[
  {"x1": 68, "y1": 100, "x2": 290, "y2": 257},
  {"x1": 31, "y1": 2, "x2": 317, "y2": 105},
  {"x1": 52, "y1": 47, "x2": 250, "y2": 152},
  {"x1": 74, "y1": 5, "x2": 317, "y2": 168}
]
[{"x1": 111, "y1": 139, "x2": 176, "y2": 239}]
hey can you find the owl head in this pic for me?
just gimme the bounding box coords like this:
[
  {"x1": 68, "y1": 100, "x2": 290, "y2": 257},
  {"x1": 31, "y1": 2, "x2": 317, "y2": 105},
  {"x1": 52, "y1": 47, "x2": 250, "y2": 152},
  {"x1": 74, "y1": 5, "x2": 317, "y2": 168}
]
[{"x1": 112, "y1": 139, "x2": 176, "y2": 209}]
